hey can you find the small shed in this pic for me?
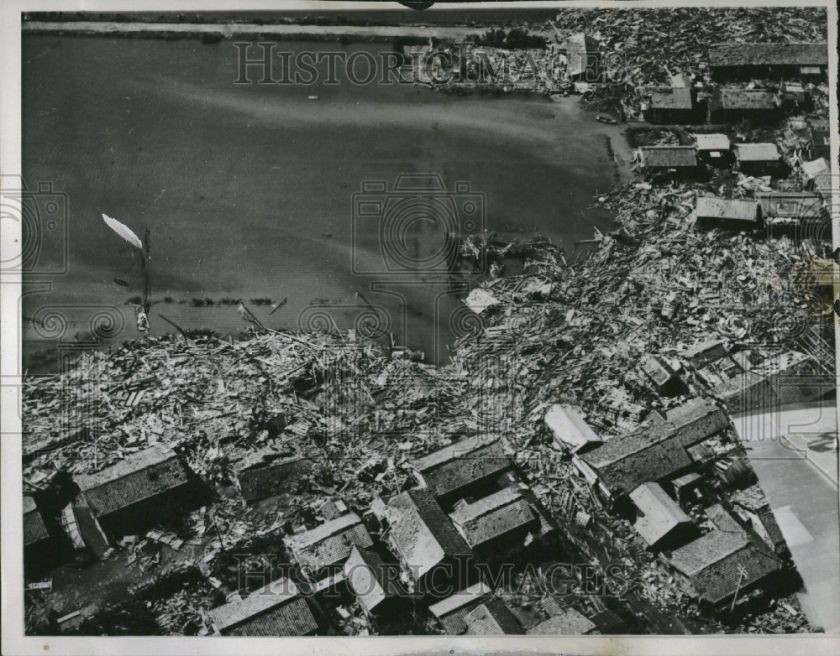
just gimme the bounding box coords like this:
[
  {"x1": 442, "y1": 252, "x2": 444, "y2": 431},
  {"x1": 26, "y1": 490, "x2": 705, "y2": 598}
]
[
  {"x1": 284, "y1": 512, "x2": 373, "y2": 581},
  {"x1": 694, "y1": 197, "x2": 760, "y2": 230},
  {"x1": 733, "y1": 143, "x2": 783, "y2": 175},
  {"x1": 207, "y1": 578, "x2": 318, "y2": 636},
  {"x1": 544, "y1": 404, "x2": 603, "y2": 454},
  {"x1": 629, "y1": 482, "x2": 693, "y2": 549}
]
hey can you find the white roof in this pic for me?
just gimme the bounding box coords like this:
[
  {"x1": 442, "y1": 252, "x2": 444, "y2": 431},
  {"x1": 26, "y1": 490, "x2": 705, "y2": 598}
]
[
  {"x1": 630, "y1": 482, "x2": 691, "y2": 547},
  {"x1": 735, "y1": 142, "x2": 781, "y2": 162},
  {"x1": 693, "y1": 133, "x2": 730, "y2": 151},
  {"x1": 801, "y1": 157, "x2": 830, "y2": 180},
  {"x1": 544, "y1": 404, "x2": 602, "y2": 452}
]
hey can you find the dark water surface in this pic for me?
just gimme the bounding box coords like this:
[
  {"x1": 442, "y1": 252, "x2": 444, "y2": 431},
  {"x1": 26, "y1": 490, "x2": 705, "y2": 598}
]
[{"x1": 22, "y1": 35, "x2": 616, "y2": 366}]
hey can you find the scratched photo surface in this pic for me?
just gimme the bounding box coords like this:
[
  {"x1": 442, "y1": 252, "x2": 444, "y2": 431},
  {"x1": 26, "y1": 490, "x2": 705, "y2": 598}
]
[{"x1": 15, "y1": 3, "x2": 838, "y2": 637}]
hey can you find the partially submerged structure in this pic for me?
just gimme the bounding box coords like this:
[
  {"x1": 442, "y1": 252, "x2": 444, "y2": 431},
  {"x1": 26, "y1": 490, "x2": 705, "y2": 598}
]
[{"x1": 207, "y1": 578, "x2": 318, "y2": 636}]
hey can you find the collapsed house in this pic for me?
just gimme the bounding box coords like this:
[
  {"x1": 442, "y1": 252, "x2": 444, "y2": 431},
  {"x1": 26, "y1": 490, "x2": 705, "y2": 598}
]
[
  {"x1": 708, "y1": 89, "x2": 781, "y2": 124},
  {"x1": 708, "y1": 42, "x2": 828, "y2": 81},
  {"x1": 544, "y1": 404, "x2": 603, "y2": 454},
  {"x1": 639, "y1": 355, "x2": 683, "y2": 395},
  {"x1": 427, "y1": 581, "x2": 493, "y2": 634},
  {"x1": 72, "y1": 446, "x2": 195, "y2": 543},
  {"x1": 283, "y1": 512, "x2": 373, "y2": 582},
  {"x1": 463, "y1": 598, "x2": 522, "y2": 635},
  {"x1": 755, "y1": 191, "x2": 826, "y2": 232},
  {"x1": 235, "y1": 450, "x2": 312, "y2": 503},
  {"x1": 344, "y1": 545, "x2": 406, "y2": 616},
  {"x1": 577, "y1": 399, "x2": 729, "y2": 501},
  {"x1": 411, "y1": 436, "x2": 513, "y2": 505},
  {"x1": 384, "y1": 489, "x2": 473, "y2": 593},
  {"x1": 694, "y1": 196, "x2": 760, "y2": 230},
  {"x1": 207, "y1": 578, "x2": 318, "y2": 636}
]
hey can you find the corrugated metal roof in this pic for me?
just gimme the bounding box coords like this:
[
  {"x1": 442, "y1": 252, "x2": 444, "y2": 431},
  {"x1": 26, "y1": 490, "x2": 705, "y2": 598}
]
[
  {"x1": 735, "y1": 142, "x2": 781, "y2": 162},
  {"x1": 464, "y1": 598, "x2": 522, "y2": 634},
  {"x1": 284, "y1": 513, "x2": 373, "y2": 577},
  {"x1": 630, "y1": 482, "x2": 691, "y2": 547},
  {"x1": 387, "y1": 489, "x2": 472, "y2": 581},
  {"x1": 412, "y1": 437, "x2": 511, "y2": 499},
  {"x1": 708, "y1": 42, "x2": 827, "y2": 68},
  {"x1": 695, "y1": 197, "x2": 759, "y2": 223},
  {"x1": 449, "y1": 487, "x2": 537, "y2": 548},
  {"x1": 75, "y1": 447, "x2": 190, "y2": 518}
]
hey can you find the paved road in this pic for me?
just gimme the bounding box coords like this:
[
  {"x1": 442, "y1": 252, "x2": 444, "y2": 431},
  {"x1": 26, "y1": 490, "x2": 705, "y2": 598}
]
[{"x1": 733, "y1": 403, "x2": 839, "y2": 633}]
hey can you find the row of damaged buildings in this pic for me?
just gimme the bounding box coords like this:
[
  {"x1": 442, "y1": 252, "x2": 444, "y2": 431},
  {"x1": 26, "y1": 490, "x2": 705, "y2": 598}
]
[{"x1": 546, "y1": 398, "x2": 795, "y2": 610}]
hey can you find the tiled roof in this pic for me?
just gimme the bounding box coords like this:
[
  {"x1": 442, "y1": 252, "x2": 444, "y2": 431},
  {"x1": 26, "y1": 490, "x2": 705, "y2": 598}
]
[
  {"x1": 464, "y1": 598, "x2": 522, "y2": 634},
  {"x1": 449, "y1": 487, "x2": 537, "y2": 548},
  {"x1": 527, "y1": 607, "x2": 596, "y2": 634},
  {"x1": 648, "y1": 87, "x2": 693, "y2": 110},
  {"x1": 639, "y1": 146, "x2": 698, "y2": 169},
  {"x1": 708, "y1": 42, "x2": 828, "y2": 68},
  {"x1": 209, "y1": 578, "x2": 317, "y2": 636},
  {"x1": 715, "y1": 89, "x2": 779, "y2": 111},
  {"x1": 387, "y1": 489, "x2": 472, "y2": 581},
  {"x1": 669, "y1": 531, "x2": 781, "y2": 604},
  {"x1": 428, "y1": 581, "x2": 492, "y2": 618},
  {"x1": 581, "y1": 400, "x2": 728, "y2": 495},
  {"x1": 284, "y1": 513, "x2": 373, "y2": 578},
  {"x1": 629, "y1": 482, "x2": 691, "y2": 547},
  {"x1": 344, "y1": 546, "x2": 406, "y2": 613},
  {"x1": 735, "y1": 142, "x2": 781, "y2": 162},
  {"x1": 411, "y1": 437, "x2": 511, "y2": 499},
  {"x1": 75, "y1": 446, "x2": 190, "y2": 517},
  {"x1": 23, "y1": 495, "x2": 49, "y2": 546},
  {"x1": 695, "y1": 197, "x2": 759, "y2": 223}
]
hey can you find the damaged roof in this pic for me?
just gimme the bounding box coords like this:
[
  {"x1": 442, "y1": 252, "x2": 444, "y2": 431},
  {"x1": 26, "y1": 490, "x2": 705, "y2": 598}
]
[
  {"x1": 629, "y1": 482, "x2": 692, "y2": 547},
  {"x1": 236, "y1": 452, "x2": 312, "y2": 502},
  {"x1": 669, "y1": 530, "x2": 782, "y2": 605},
  {"x1": 74, "y1": 446, "x2": 190, "y2": 518},
  {"x1": 411, "y1": 436, "x2": 511, "y2": 499},
  {"x1": 464, "y1": 598, "x2": 522, "y2": 635},
  {"x1": 581, "y1": 400, "x2": 728, "y2": 495},
  {"x1": 449, "y1": 487, "x2": 537, "y2": 548},
  {"x1": 714, "y1": 89, "x2": 779, "y2": 111},
  {"x1": 344, "y1": 545, "x2": 406, "y2": 613},
  {"x1": 545, "y1": 404, "x2": 603, "y2": 452},
  {"x1": 428, "y1": 581, "x2": 493, "y2": 634},
  {"x1": 386, "y1": 488, "x2": 472, "y2": 581},
  {"x1": 708, "y1": 42, "x2": 828, "y2": 68},
  {"x1": 648, "y1": 87, "x2": 693, "y2": 110},
  {"x1": 284, "y1": 512, "x2": 373, "y2": 578},
  {"x1": 208, "y1": 578, "x2": 318, "y2": 636}
]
